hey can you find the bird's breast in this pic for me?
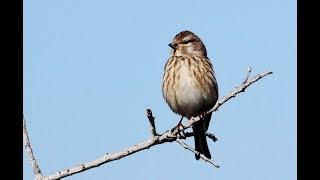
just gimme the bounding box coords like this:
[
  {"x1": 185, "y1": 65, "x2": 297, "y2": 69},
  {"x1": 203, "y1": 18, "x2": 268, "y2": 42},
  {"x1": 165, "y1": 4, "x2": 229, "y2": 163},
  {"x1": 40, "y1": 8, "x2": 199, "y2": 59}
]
[
  {"x1": 174, "y1": 65, "x2": 204, "y2": 116},
  {"x1": 162, "y1": 57, "x2": 216, "y2": 118}
]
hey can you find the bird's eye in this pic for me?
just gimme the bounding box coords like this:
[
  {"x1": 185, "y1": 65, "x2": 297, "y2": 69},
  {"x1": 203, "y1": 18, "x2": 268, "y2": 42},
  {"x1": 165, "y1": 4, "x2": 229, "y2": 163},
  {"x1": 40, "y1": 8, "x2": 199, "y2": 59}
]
[{"x1": 182, "y1": 39, "x2": 196, "y2": 44}]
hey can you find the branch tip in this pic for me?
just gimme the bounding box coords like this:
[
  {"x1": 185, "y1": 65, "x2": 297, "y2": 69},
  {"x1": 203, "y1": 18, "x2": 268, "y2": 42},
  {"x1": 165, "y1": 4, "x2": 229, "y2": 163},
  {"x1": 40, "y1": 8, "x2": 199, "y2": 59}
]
[
  {"x1": 146, "y1": 108, "x2": 157, "y2": 136},
  {"x1": 23, "y1": 116, "x2": 43, "y2": 178}
]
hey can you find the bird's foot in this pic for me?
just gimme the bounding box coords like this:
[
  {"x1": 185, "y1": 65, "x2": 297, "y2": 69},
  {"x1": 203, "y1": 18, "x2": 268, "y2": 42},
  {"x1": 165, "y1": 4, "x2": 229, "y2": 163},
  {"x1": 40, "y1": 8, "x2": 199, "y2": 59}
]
[{"x1": 171, "y1": 123, "x2": 186, "y2": 139}]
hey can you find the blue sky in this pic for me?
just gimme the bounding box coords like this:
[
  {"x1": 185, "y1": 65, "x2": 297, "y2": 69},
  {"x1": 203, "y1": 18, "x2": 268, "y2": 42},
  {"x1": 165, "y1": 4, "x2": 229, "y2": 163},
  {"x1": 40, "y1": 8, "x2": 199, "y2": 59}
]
[{"x1": 24, "y1": 0, "x2": 296, "y2": 179}]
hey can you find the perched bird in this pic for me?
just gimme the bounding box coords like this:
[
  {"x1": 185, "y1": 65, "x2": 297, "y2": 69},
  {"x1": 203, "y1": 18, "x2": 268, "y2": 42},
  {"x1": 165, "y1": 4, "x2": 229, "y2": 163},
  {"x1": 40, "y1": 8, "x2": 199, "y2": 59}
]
[{"x1": 162, "y1": 31, "x2": 219, "y2": 160}]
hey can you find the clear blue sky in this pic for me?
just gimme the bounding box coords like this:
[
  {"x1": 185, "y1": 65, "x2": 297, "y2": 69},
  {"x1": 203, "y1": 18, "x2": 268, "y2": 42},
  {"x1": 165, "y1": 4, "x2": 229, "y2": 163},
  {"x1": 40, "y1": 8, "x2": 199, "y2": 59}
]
[{"x1": 24, "y1": 0, "x2": 296, "y2": 179}]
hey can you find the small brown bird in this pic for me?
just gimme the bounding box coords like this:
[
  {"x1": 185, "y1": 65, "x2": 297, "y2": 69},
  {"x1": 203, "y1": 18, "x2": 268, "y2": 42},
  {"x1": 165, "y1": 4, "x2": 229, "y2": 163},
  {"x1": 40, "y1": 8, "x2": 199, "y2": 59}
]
[{"x1": 162, "y1": 31, "x2": 218, "y2": 160}]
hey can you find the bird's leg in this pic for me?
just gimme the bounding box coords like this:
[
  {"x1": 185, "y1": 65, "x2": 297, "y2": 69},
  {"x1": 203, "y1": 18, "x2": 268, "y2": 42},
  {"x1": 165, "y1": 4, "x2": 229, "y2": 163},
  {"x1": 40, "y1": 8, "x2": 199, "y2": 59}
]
[{"x1": 171, "y1": 116, "x2": 186, "y2": 139}]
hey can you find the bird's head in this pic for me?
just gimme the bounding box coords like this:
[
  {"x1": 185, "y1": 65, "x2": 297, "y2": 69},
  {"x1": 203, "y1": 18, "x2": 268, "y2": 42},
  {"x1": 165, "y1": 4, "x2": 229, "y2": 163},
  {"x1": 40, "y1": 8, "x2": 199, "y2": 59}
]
[{"x1": 169, "y1": 30, "x2": 207, "y2": 57}]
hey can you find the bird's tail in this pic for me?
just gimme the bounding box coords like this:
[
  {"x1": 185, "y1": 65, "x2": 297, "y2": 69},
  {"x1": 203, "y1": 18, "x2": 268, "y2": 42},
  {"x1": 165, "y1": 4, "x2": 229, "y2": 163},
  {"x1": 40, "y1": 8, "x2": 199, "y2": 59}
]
[{"x1": 192, "y1": 116, "x2": 211, "y2": 160}]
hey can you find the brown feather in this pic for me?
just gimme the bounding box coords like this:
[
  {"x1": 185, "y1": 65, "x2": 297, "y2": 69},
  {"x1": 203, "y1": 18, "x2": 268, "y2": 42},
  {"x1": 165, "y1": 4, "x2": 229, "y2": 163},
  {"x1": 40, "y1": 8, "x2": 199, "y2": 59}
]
[{"x1": 162, "y1": 31, "x2": 218, "y2": 159}]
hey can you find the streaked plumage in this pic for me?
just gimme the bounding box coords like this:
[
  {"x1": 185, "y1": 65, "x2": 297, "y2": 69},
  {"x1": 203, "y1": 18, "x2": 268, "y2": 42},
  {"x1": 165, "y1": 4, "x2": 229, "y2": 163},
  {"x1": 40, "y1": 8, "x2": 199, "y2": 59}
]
[{"x1": 162, "y1": 31, "x2": 218, "y2": 160}]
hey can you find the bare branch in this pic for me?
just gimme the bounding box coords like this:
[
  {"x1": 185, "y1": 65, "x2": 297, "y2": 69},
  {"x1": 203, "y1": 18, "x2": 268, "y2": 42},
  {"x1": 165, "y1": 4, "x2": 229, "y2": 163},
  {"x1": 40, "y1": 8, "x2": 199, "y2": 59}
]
[
  {"x1": 23, "y1": 116, "x2": 43, "y2": 180},
  {"x1": 176, "y1": 140, "x2": 220, "y2": 168},
  {"x1": 242, "y1": 66, "x2": 252, "y2": 84},
  {"x1": 24, "y1": 69, "x2": 272, "y2": 180},
  {"x1": 209, "y1": 70, "x2": 272, "y2": 112},
  {"x1": 184, "y1": 132, "x2": 218, "y2": 142},
  {"x1": 44, "y1": 137, "x2": 160, "y2": 180},
  {"x1": 206, "y1": 132, "x2": 218, "y2": 142}
]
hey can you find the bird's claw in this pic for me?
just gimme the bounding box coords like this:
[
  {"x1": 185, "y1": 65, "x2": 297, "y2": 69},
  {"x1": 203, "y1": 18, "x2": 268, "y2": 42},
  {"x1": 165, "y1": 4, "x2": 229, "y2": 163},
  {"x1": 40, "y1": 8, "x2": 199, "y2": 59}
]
[{"x1": 171, "y1": 123, "x2": 186, "y2": 139}]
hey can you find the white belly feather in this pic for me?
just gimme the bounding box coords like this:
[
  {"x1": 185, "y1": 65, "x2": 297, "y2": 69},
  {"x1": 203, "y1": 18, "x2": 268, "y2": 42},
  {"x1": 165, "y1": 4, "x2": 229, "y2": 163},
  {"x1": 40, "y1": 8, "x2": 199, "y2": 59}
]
[{"x1": 174, "y1": 65, "x2": 206, "y2": 118}]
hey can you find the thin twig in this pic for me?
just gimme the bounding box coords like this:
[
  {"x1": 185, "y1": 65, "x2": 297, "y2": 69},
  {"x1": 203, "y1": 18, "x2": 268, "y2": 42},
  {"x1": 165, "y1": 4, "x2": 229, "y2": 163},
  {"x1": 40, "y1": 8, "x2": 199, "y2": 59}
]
[
  {"x1": 242, "y1": 66, "x2": 252, "y2": 84},
  {"x1": 208, "y1": 70, "x2": 272, "y2": 113},
  {"x1": 206, "y1": 133, "x2": 218, "y2": 142},
  {"x1": 146, "y1": 109, "x2": 157, "y2": 136},
  {"x1": 23, "y1": 116, "x2": 43, "y2": 180},
  {"x1": 176, "y1": 140, "x2": 220, "y2": 168},
  {"x1": 184, "y1": 132, "x2": 218, "y2": 142}
]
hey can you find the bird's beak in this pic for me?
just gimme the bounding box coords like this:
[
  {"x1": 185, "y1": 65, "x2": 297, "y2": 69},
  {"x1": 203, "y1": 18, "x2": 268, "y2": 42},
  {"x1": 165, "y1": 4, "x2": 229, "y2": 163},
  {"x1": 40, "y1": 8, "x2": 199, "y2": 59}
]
[{"x1": 168, "y1": 43, "x2": 177, "y2": 49}]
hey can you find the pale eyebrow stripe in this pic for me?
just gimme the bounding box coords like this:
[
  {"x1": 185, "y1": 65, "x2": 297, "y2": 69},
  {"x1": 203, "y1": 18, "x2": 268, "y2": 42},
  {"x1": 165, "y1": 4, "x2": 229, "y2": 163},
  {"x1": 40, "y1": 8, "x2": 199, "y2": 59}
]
[{"x1": 182, "y1": 35, "x2": 192, "y2": 42}]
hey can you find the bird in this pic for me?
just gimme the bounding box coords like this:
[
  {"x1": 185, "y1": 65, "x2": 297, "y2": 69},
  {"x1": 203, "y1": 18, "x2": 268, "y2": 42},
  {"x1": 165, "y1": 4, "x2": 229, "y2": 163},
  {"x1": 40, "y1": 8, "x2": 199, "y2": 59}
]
[{"x1": 162, "y1": 30, "x2": 219, "y2": 160}]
